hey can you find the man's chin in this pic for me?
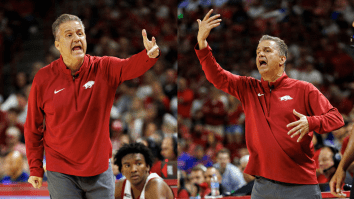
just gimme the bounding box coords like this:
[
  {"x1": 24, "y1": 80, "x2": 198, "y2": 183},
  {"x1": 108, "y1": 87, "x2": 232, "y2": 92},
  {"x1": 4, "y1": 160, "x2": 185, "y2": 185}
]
[{"x1": 72, "y1": 53, "x2": 85, "y2": 59}]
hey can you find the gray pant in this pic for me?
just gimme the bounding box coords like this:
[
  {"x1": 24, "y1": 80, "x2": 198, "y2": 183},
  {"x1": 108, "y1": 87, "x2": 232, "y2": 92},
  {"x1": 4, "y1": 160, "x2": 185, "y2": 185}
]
[
  {"x1": 251, "y1": 176, "x2": 322, "y2": 199},
  {"x1": 47, "y1": 161, "x2": 114, "y2": 199}
]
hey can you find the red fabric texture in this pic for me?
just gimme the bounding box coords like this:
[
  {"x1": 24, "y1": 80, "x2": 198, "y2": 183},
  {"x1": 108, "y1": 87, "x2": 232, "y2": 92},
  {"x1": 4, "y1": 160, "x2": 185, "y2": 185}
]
[{"x1": 177, "y1": 89, "x2": 194, "y2": 118}]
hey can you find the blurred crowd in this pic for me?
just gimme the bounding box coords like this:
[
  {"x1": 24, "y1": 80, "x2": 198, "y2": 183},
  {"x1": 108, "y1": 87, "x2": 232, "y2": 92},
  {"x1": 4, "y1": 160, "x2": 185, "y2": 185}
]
[
  {"x1": 177, "y1": 0, "x2": 354, "y2": 197},
  {"x1": 0, "y1": 0, "x2": 177, "y2": 184}
]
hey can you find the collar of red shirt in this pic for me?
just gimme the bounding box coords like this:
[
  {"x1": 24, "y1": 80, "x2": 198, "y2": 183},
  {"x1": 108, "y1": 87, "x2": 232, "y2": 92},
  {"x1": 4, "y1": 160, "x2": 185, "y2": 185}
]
[{"x1": 261, "y1": 72, "x2": 289, "y2": 91}]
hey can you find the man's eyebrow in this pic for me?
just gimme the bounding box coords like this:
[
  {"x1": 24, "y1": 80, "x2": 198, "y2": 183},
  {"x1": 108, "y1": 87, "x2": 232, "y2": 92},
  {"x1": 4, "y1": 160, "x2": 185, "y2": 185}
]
[
  {"x1": 256, "y1": 46, "x2": 271, "y2": 51},
  {"x1": 64, "y1": 28, "x2": 83, "y2": 33}
]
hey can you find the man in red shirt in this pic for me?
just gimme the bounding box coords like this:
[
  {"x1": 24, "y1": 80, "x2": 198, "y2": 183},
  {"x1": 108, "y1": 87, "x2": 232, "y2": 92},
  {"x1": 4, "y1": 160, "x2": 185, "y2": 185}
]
[
  {"x1": 25, "y1": 14, "x2": 160, "y2": 198},
  {"x1": 196, "y1": 9, "x2": 344, "y2": 199}
]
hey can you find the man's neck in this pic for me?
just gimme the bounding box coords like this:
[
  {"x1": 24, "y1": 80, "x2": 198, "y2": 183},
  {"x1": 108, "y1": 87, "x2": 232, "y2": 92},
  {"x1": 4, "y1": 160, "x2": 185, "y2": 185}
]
[
  {"x1": 131, "y1": 175, "x2": 149, "y2": 198},
  {"x1": 262, "y1": 69, "x2": 284, "y2": 83},
  {"x1": 62, "y1": 57, "x2": 84, "y2": 75},
  {"x1": 220, "y1": 166, "x2": 226, "y2": 174}
]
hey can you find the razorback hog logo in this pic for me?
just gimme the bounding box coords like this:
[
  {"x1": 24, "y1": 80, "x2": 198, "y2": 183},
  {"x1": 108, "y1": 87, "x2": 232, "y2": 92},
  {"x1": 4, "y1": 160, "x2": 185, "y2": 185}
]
[
  {"x1": 83, "y1": 81, "x2": 95, "y2": 89},
  {"x1": 280, "y1": 95, "x2": 293, "y2": 101}
]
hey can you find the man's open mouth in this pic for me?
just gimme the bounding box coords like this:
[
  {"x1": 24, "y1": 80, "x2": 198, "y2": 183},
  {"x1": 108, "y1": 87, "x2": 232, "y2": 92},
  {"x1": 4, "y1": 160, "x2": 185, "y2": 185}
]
[
  {"x1": 72, "y1": 45, "x2": 82, "y2": 51},
  {"x1": 259, "y1": 60, "x2": 267, "y2": 66}
]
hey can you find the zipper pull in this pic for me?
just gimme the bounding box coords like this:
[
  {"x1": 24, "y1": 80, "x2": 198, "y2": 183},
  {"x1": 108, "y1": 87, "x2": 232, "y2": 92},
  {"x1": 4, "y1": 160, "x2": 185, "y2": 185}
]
[{"x1": 270, "y1": 85, "x2": 274, "y2": 92}]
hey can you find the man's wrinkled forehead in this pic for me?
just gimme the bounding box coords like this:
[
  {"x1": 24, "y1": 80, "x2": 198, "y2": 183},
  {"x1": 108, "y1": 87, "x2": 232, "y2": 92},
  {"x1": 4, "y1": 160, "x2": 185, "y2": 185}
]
[
  {"x1": 59, "y1": 21, "x2": 84, "y2": 34},
  {"x1": 257, "y1": 40, "x2": 278, "y2": 51}
]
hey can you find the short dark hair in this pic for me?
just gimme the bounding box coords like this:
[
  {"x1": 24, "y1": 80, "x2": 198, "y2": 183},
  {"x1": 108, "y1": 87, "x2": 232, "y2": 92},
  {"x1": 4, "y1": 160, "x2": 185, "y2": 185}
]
[
  {"x1": 259, "y1": 35, "x2": 288, "y2": 59},
  {"x1": 52, "y1": 14, "x2": 84, "y2": 41},
  {"x1": 216, "y1": 148, "x2": 231, "y2": 158},
  {"x1": 114, "y1": 142, "x2": 154, "y2": 173}
]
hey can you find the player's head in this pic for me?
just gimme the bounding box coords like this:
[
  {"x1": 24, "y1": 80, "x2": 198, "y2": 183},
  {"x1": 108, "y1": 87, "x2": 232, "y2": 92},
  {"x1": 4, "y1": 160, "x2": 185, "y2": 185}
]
[
  {"x1": 114, "y1": 143, "x2": 154, "y2": 186},
  {"x1": 256, "y1": 35, "x2": 287, "y2": 80},
  {"x1": 114, "y1": 142, "x2": 154, "y2": 172},
  {"x1": 52, "y1": 14, "x2": 87, "y2": 63}
]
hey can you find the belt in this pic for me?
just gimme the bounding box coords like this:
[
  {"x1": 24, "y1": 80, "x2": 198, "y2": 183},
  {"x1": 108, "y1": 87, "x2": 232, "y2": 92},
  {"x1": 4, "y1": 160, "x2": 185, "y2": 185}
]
[{"x1": 255, "y1": 176, "x2": 301, "y2": 186}]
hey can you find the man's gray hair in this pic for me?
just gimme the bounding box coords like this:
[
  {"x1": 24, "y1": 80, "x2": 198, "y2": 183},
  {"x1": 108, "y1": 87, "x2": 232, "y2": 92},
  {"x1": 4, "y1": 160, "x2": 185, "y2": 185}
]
[
  {"x1": 52, "y1": 14, "x2": 85, "y2": 41},
  {"x1": 259, "y1": 35, "x2": 288, "y2": 59}
]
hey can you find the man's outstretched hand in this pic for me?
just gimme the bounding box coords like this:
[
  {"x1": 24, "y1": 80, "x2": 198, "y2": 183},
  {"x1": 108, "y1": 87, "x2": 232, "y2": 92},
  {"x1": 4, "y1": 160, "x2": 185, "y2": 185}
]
[
  {"x1": 142, "y1": 29, "x2": 159, "y2": 58},
  {"x1": 197, "y1": 9, "x2": 222, "y2": 50}
]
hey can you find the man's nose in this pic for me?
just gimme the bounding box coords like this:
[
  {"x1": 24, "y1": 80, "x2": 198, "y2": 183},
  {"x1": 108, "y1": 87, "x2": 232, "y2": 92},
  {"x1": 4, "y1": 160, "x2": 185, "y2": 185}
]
[
  {"x1": 131, "y1": 164, "x2": 137, "y2": 172},
  {"x1": 72, "y1": 33, "x2": 80, "y2": 42}
]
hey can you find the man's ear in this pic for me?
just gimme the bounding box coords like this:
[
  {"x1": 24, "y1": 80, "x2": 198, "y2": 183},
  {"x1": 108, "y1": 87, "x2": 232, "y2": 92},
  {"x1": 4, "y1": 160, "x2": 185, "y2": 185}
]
[
  {"x1": 147, "y1": 165, "x2": 150, "y2": 173},
  {"x1": 279, "y1": 56, "x2": 286, "y2": 66},
  {"x1": 55, "y1": 40, "x2": 60, "y2": 52}
]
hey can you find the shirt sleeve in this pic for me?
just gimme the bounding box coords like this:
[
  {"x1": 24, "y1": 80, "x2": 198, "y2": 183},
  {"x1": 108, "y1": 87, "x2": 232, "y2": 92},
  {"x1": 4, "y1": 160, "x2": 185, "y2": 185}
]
[
  {"x1": 24, "y1": 80, "x2": 45, "y2": 178},
  {"x1": 101, "y1": 50, "x2": 159, "y2": 87},
  {"x1": 306, "y1": 83, "x2": 344, "y2": 134},
  {"x1": 195, "y1": 44, "x2": 245, "y2": 101}
]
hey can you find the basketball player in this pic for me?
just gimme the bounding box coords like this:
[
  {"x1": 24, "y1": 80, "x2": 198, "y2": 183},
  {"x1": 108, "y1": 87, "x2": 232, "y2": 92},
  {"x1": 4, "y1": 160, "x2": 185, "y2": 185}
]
[{"x1": 114, "y1": 143, "x2": 174, "y2": 199}]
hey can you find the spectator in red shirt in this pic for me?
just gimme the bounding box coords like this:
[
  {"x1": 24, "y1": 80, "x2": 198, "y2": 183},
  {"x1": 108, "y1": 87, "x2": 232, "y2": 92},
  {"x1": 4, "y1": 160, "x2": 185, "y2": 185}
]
[
  {"x1": 177, "y1": 77, "x2": 194, "y2": 121},
  {"x1": 225, "y1": 95, "x2": 245, "y2": 145},
  {"x1": 0, "y1": 108, "x2": 25, "y2": 147},
  {"x1": 150, "y1": 135, "x2": 177, "y2": 177},
  {"x1": 202, "y1": 87, "x2": 227, "y2": 138},
  {"x1": 1, "y1": 126, "x2": 26, "y2": 157},
  {"x1": 205, "y1": 132, "x2": 224, "y2": 162}
]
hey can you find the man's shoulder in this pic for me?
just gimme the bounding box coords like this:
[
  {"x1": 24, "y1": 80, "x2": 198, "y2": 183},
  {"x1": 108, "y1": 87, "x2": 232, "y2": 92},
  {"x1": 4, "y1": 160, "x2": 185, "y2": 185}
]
[
  {"x1": 146, "y1": 176, "x2": 167, "y2": 190},
  {"x1": 285, "y1": 77, "x2": 312, "y2": 88},
  {"x1": 145, "y1": 177, "x2": 173, "y2": 198},
  {"x1": 33, "y1": 62, "x2": 58, "y2": 84}
]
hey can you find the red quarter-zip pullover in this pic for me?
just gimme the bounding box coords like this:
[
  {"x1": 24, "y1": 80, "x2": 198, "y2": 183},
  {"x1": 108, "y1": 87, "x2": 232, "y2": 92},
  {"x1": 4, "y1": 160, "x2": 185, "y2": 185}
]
[
  {"x1": 25, "y1": 50, "x2": 158, "y2": 178},
  {"x1": 196, "y1": 45, "x2": 344, "y2": 184}
]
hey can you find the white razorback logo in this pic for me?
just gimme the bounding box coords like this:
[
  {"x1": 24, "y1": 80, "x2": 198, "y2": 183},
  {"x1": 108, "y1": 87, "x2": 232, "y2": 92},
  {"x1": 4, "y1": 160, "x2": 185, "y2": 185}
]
[
  {"x1": 83, "y1": 81, "x2": 95, "y2": 89},
  {"x1": 280, "y1": 95, "x2": 293, "y2": 101}
]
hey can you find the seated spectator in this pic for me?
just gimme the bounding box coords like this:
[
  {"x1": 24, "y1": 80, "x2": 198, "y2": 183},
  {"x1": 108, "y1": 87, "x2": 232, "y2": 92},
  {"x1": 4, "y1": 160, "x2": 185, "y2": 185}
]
[
  {"x1": 225, "y1": 95, "x2": 245, "y2": 145},
  {"x1": 318, "y1": 145, "x2": 352, "y2": 191},
  {"x1": 150, "y1": 135, "x2": 177, "y2": 176},
  {"x1": 177, "y1": 171, "x2": 190, "y2": 198},
  {"x1": 204, "y1": 166, "x2": 224, "y2": 196},
  {"x1": 312, "y1": 132, "x2": 327, "y2": 183},
  {"x1": 214, "y1": 148, "x2": 246, "y2": 194},
  {"x1": 189, "y1": 145, "x2": 213, "y2": 170},
  {"x1": 202, "y1": 87, "x2": 227, "y2": 138},
  {"x1": 1, "y1": 126, "x2": 26, "y2": 156},
  {"x1": 177, "y1": 138, "x2": 194, "y2": 175},
  {"x1": 177, "y1": 77, "x2": 194, "y2": 125},
  {"x1": 204, "y1": 132, "x2": 224, "y2": 162},
  {"x1": 188, "y1": 164, "x2": 207, "y2": 198},
  {"x1": 1, "y1": 151, "x2": 29, "y2": 183},
  {"x1": 0, "y1": 108, "x2": 25, "y2": 148},
  {"x1": 239, "y1": 155, "x2": 255, "y2": 184},
  {"x1": 231, "y1": 155, "x2": 255, "y2": 196}
]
